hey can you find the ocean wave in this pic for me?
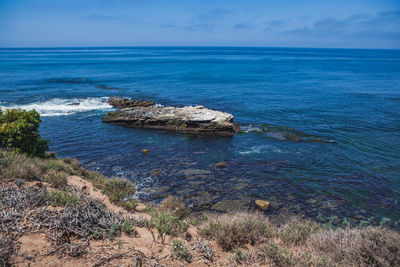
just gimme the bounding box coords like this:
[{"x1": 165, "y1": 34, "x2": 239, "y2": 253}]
[{"x1": 0, "y1": 97, "x2": 113, "y2": 117}]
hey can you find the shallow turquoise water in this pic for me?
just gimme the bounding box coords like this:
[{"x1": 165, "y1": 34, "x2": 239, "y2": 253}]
[{"x1": 1, "y1": 47, "x2": 400, "y2": 228}]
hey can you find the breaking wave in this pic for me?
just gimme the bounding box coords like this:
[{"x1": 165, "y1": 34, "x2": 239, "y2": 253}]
[{"x1": 0, "y1": 97, "x2": 113, "y2": 116}]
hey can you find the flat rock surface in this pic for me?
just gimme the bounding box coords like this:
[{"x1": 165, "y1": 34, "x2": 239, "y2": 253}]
[{"x1": 103, "y1": 98, "x2": 239, "y2": 136}]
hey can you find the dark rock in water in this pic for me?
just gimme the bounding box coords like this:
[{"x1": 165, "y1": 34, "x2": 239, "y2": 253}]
[
  {"x1": 141, "y1": 149, "x2": 150, "y2": 154},
  {"x1": 215, "y1": 161, "x2": 227, "y2": 168},
  {"x1": 181, "y1": 169, "x2": 211, "y2": 177},
  {"x1": 103, "y1": 98, "x2": 239, "y2": 136},
  {"x1": 108, "y1": 97, "x2": 155, "y2": 108},
  {"x1": 95, "y1": 84, "x2": 123, "y2": 91},
  {"x1": 67, "y1": 102, "x2": 80, "y2": 106},
  {"x1": 152, "y1": 170, "x2": 163, "y2": 176},
  {"x1": 284, "y1": 133, "x2": 302, "y2": 142}
]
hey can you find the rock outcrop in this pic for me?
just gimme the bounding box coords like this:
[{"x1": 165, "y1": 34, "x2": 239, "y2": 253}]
[
  {"x1": 108, "y1": 97, "x2": 155, "y2": 108},
  {"x1": 103, "y1": 98, "x2": 239, "y2": 136}
]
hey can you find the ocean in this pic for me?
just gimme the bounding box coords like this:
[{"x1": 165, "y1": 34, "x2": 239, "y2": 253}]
[{"x1": 1, "y1": 47, "x2": 399, "y2": 228}]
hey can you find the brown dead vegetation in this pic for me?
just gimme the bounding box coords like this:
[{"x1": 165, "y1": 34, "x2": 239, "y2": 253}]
[{"x1": 1, "y1": 151, "x2": 400, "y2": 266}]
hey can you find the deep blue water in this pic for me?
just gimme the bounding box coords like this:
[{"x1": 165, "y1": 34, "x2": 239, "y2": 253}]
[{"x1": 1, "y1": 47, "x2": 400, "y2": 228}]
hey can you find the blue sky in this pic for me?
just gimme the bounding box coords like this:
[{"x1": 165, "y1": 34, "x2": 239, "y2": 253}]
[{"x1": 0, "y1": 0, "x2": 399, "y2": 48}]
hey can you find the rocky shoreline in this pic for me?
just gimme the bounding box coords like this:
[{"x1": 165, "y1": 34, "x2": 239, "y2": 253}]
[
  {"x1": 2, "y1": 151, "x2": 400, "y2": 267},
  {"x1": 102, "y1": 97, "x2": 239, "y2": 136}
]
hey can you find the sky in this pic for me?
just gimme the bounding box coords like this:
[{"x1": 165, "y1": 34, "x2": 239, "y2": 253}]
[{"x1": 0, "y1": 0, "x2": 399, "y2": 49}]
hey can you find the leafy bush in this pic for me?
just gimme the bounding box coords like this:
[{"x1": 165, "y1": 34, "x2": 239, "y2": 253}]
[
  {"x1": 0, "y1": 108, "x2": 48, "y2": 156},
  {"x1": 121, "y1": 220, "x2": 137, "y2": 236},
  {"x1": 48, "y1": 190, "x2": 79, "y2": 206},
  {"x1": 233, "y1": 249, "x2": 245, "y2": 263},
  {"x1": 102, "y1": 177, "x2": 136, "y2": 205},
  {"x1": 109, "y1": 223, "x2": 120, "y2": 239},
  {"x1": 199, "y1": 212, "x2": 274, "y2": 251},
  {"x1": 38, "y1": 159, "x2": 72, "y2": 173},
  {"x1": 62, "y1": 157, "x2": 83, "y2": 174},
  {"x1": 172, "y1": 240, "x2": 192, "y2": 263},
  {"x1": 82, "y1": 170, "x2": 107, "y2": 189},
  {"x1": 150, "y1": 212, "x2": 188, "y2": 244}
]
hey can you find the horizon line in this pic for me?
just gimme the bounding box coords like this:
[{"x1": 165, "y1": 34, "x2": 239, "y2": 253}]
[{"x1": 0, "y1": 45, "x2": 399, "y2": 51}]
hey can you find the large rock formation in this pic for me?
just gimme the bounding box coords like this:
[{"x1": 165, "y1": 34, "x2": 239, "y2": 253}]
[{"x1": 103, "y1": 98, "x2": 239, "y2": 136}]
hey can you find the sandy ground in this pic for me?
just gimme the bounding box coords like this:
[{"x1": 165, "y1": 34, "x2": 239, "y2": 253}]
[{"x1": 7, "y1": 176, "x2": 237, "y2": 267}]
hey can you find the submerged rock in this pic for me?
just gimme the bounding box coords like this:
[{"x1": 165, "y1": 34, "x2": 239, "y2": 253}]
[
  {"x1": 103, "y1": 98, "x2": 239, "y2": 136},
  {"x1": 284, "y1": 133, "x2": 302, "y2": 142},
  {"x1": 255, "y1": 199, "x2": 270, "y2": 211},
  {"x1": 152, "y1": 170, "x2": 163, "y2": 176},
  {"x1": 141, "y1": 149, "x2": 150, "y2": 154},
  {"x1": 215, "y1": 161, "x2": 227, "y2": 168}
]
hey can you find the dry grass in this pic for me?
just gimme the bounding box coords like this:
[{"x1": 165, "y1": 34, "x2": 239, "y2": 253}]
[
  {"x1": 307, "y1": 227, "x2": 400, "y2": 267},
  {"x1": 279, "y1": 216, "x2": 320, "y2": 246},
  {"x1": 44, "y1": 170, "x2": 68, "y2": 188},
  {"x1": 200, "y1": 212, "x2": 400, "y2": 267},
  {"x1": 159, "y1": 196, "x2": 190, "y2": 219},
  {"x1": 0, "y1": 151, "x2": 41, "y2": 181},
  {"x1": 2, "y1": 150, "x2": 400, "y2": 266},
  {"x1": 199, "y1": 212, "x2": 274, "y2": 251},
  {"x1": 0, "y1": 150, "x2": 137, "y2": 210}
]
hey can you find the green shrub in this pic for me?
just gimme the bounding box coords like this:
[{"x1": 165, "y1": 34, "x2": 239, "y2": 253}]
[
  {"x1": 280, "y1": 218, "x2": 320, "y2": 245},
  {"x1": 0, "y1": 108, "x2": 48, "y2": 156},
  {"x1": 199, "y1": 212, "x2": 274, "y2": 251},
  {"x1": 38, "y1": 159, "x2": 71, "y2": 173},
  {"x1": 48, "y1": 190, "x2": 79, "y2": 206},
  {"x1": 233, "y1": 249, "x2": 245, "y2": 263},
  {"x1": 189, "y1": 217, "x2": 199, "y2": 226},
  {"x1": 144, "y1": 204, "x2": 156, "y2": 214},
  {"x1": 121, "y1": 220, "x2": 137, "y2": 236},
  {"x1": 172, "y1": 240, "x2": 192, "y2": 263},
  {"x1": 82, "y1": 170, "x2": 107, "y2": 189},
  {"x1": 121, "y1": 199, "x2": 137, "y2": 211},
  {"x1": 109, "y1": 223, "x2": 120, "y2": 239},
  {"x1": 63, "y1": 157, "x2": 83, "y2": 175},
  {"x1": 102, "y1": 177, "x2": 136, "y2": 205},
  {"x1": 92, "y1": 230, "x2": 100, "y2": 239},
  {"x1": 150, "y1": 212, "x2": 188, "y2": 244}
]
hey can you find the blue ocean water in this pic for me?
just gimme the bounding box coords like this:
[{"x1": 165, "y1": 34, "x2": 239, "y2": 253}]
[{"x1": 1, "y1": 47, "x2": 400, "y2": 228}]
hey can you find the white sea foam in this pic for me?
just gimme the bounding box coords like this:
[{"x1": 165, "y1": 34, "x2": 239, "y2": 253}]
[
  {"x1": 239, "y1": 145, "x2": 284, "y2": 155},
  {"x1": 0, "y1": 97, "x2": 113, "y2": 116},
  {"x1": 240, "y1": 124, "x2": 263, "y2": 132}
]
